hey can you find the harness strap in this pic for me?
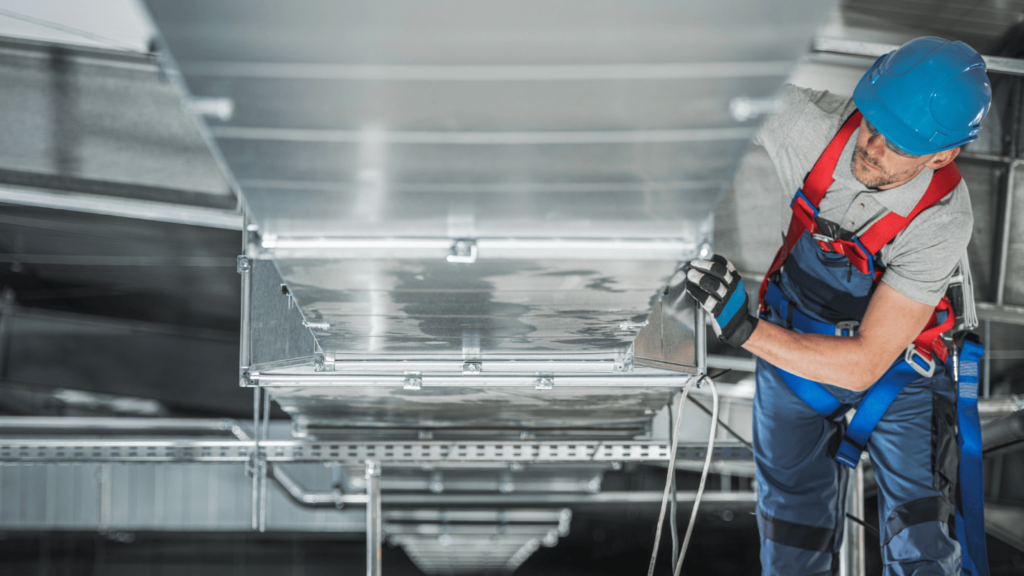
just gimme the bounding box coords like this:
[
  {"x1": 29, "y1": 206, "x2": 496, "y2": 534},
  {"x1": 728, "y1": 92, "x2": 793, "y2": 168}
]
[
  {"x1": 774, "y1": 367, "x2": 851, "y2": 422},
  {"x1": 802, "y1": 112, "x2": 863, "y2": 207},
  {"x1": 773, "y1": 357, "x2": 923, "y2": 469},
  {"x1": 913, "y1": 297, "x2": 956, "y2": 364},
  {"x1": 809, "y1": 163, "x2": 961, "y2": 279},
  {"x1": 765, "y1": 284, "x2": 940, "y2": 468},
  {"x1": 765, "y1": 280, "x2": 950, "y2": 360},
  {"x1": 764, "y1": 282, "x2": 859, "y2": 337},
  {"x1": 758, "y1": 109, "x2": 962, "y2": 362},
  {"x1": 833, "y1": 361, "x2": 919, "y2": 468},
  {"x1": 758, "y1": 111, "x2": 863, "y2": 305},
  {"x1": 949, "y1": 335, "x2": 989, "y2": 576},
  {"x1": 858, "y1": 162, "x2": 963, "y2": 255}
]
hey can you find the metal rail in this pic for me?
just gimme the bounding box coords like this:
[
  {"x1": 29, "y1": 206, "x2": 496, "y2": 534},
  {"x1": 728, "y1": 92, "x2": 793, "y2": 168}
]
[
  {"x1": 0, "y1": 183, "x2": 242, "y2": 230},
  {"x1": 813, "y1": 38, "x2": 1024, "y2": 77},
  {"x1": 247, "y1": 371, "x2": 694, "y2": 387},
  {"x1": 267, "y1": 490, "x2": 756, "y2": 507},
  {"x1": 0, "y1": 417, "x2": 249, "y2": 438},
  {"x1": 0, "y1": 439, "x2": 752, "y2": 463}
]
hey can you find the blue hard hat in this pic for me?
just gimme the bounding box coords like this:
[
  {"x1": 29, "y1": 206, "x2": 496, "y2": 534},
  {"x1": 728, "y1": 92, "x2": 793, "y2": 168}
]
[{"x1": 853, "y1": 37, "x2": 992, "y2": 156}]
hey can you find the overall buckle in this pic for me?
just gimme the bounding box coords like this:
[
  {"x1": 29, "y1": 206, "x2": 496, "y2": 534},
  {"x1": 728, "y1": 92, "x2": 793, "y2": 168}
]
[
  {"x1": 834, "y1": 320, "x2": 859, "y2": 337},
  {"x1": 904, "y1": 345, "x2": 936, "y2": 378}
]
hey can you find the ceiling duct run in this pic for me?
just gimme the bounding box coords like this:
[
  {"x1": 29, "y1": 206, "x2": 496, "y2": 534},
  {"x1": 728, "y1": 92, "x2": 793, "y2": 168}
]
[{"x1": 140, "y1": 1, "x2": 834, "y2": 571}]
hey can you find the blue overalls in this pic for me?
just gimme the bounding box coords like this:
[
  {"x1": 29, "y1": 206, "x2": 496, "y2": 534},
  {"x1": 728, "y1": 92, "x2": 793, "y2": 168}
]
[{"x1": 754, "y1": 113, "x2": 988, "y2": 576}]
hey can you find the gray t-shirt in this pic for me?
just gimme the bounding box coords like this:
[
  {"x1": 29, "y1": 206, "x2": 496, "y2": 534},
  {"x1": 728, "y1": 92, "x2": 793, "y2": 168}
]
[{"x1": 753, "y1": 85, "x2": 974, "y2": 306}]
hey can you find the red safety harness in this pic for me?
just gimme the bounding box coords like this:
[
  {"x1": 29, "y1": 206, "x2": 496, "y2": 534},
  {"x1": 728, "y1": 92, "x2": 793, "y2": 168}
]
[{"x1": 758, "y1": 111, "x2": 958, "y2": 363}]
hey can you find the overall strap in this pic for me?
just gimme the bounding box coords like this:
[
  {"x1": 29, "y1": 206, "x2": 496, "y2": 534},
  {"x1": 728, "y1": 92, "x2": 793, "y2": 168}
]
[{"x1": 758, "y1": 111, "x2": 863, "y2": 305}]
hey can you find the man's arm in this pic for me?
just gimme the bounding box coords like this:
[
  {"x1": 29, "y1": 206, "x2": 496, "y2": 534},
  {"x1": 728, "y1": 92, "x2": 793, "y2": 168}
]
[
  {"x1": 742, "y1": 282, "x2": 934, "y2": 391},
  {"x1": 684, "y1": 257, "x2": 936, "y2": 391}
]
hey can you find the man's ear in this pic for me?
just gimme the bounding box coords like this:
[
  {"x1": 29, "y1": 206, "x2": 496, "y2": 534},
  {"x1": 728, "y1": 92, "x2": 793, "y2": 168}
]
[{"x1": 927, "y1": 146, "x2": 960, "y2": 170}]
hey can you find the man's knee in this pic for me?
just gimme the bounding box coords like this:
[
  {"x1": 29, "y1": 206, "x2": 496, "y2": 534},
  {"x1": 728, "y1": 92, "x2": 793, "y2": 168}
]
[
  {"x1": 882, "y1": 519, "x2": 960, "y2": 576},
  {"x1": 882, "y1": 496, "x2": 959, "y2": 575}
]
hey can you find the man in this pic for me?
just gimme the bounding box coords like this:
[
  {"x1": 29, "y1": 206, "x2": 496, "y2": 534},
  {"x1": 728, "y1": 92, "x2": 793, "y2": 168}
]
[{"x1": 683, "y1": 38, "x2": 991, "y2": 575}]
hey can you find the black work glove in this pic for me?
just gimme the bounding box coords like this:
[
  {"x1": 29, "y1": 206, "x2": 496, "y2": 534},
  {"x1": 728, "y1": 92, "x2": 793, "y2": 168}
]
[{"x1": 684, "y1": 254, "x2": 758, "y2": 348}]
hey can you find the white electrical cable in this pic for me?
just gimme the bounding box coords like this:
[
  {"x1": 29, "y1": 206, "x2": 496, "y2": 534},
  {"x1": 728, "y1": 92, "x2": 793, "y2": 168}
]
[
  {"x1": 647, "y1": 376, "x2": 695, "y2": 576},
  {"x1": 674, "y1": 376, "x2": 719, "y2": 576},
  {"x1": 668, "y1": 399, "x2": 680, "y2": 570},
  {"x1": 645, "y1": 374, "x2": 721, "y2": 576}
]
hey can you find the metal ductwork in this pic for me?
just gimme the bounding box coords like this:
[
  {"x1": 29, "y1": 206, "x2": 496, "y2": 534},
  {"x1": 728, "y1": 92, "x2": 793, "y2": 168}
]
[
  {"x1": 140, "y1": 0, "x2": 831, "y2": 434},
  {"x1": 135, "y1": 2, "x2": 832, "y2": 573}
]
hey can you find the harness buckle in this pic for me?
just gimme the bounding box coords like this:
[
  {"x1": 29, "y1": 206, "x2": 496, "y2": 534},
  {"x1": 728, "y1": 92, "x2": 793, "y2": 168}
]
[
  {"x1": 904, "y1": 344, "x2": 936, "y2": 378},
  {"x1": 834, "y1": 320, "x2": 859, "y2": 337},
  {"x1": 812, "y1": 234, "x2": 834, "y2": 252}
]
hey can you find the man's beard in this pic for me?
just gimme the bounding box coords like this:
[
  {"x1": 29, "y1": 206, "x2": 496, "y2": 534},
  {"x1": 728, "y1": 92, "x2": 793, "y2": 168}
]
[{"x1": 851, "y1": 146, "x2": 920, "y2": 190}]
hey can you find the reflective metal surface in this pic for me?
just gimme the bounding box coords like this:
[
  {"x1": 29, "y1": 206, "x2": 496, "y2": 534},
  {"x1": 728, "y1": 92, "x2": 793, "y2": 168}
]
[
  {"x1": 142, "y1": 0, "x2": 831, "y2": 376},
  {"x1": 634, "y1": 271, "x2": 700, "y2": 371},
  {"x1": 271, "y1": 256, "x2": 675, "y2": 357},
  {"x1": 136, "y1": 5, "x2": 832, "y2": 569},
  {"x1": 277, "y1": 386, "x2": 672, "y2": 436}
]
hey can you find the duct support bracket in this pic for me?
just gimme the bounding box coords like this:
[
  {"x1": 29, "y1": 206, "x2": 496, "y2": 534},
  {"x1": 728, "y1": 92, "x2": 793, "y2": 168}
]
[
  {"x1": 366, "y1": 460, "x2": 383, "y2": 576},
  {"x1": 314, "y1": 352, "x2": 335, "y2": 372}
]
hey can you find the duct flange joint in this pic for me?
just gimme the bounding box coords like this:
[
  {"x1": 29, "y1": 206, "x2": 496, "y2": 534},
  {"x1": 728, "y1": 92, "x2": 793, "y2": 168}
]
[
  {"x1": 615, "y1": 353, "x2": 634, "y2": 373},
  {"x1": 314, "y1": 353, "x2": 335, "y2": 372},
  {"x1": 404, "y1": 372, "x2": 423, "y2": 390},
  {"x1": 447, "y1": 239, "x2": 478, "y2": 264}
]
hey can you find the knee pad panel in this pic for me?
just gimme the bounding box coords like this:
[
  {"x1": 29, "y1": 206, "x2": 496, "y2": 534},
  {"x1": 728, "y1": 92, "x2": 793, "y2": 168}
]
[{"x1": 882, "y1": 520, "x2": 960, "y2": 575}]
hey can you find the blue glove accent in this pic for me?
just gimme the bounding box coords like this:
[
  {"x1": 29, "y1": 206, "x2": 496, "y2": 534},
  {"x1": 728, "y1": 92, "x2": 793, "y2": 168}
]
[
  {"x1": 683, "y1": 254, "x2": 758, "y2": 348},
  {"x1": 716, "y1": 279, "x2": 746, "y2": 327}
]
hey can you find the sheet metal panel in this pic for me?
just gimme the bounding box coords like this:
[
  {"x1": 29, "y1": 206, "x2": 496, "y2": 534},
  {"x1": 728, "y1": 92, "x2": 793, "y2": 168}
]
[
  {"x1": 277, "y1": 386, "x2": 675, "y2": 434},
  {"x1": 250, "y1": 259, "x2": 316, "y2": 366},
  {"x1": 145, "y1": 1, "x2": 824, "y2": 65},
  {"x1": 277, "y1": 258, "x2": 671, "y2": 357},
  {"x1": 142, "y1": 0, "x2": 832, "y2": 434},
  {"x1": 0, "y1": 463, "x2": 364, "y2": 532}
]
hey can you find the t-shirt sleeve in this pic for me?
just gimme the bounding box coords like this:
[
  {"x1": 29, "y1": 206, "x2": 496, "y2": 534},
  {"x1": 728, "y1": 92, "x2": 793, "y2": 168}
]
[
  {"x1": 880, "y1": 195, "x2": 973, "y2": 306},
  {"x1": 754, "y1": 85, "x2": 850, "y2": 149}
]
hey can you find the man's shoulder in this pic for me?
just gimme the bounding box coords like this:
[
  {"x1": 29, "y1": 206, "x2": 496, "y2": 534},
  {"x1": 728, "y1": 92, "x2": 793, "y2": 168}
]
[
  {"x1": 905, "y1": 176, "x2": 974, "y2": 235},
  {"x1": 757, "y1": 85, "x2": 857, "y2": 154},
  {"x1": 783, "y1": 84, "x2": 853, "y2": 117}
]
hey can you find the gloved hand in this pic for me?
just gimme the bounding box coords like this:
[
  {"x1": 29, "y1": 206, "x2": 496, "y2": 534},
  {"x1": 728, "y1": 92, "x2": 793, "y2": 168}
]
[{"x1": 684, "y1": 254, "x2": 758, "y2": 348}]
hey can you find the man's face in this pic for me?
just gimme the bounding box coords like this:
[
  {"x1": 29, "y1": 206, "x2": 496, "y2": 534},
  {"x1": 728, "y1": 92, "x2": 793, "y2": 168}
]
[{"x1": 851, "y1": 118, "x2": 935, "y2": 190}]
